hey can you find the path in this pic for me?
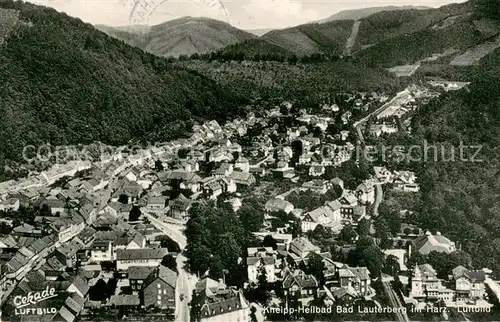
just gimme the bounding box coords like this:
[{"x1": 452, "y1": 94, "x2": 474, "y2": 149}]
[
  {"x1": 382, "y1": 280, "x2": 410, "y2": 322},
  {"x1": 373, "y1": 183, "x2": 383, "y2": 217},
  {"x1": 344, "y1": 20, "x2": 361, "y2": 56}
]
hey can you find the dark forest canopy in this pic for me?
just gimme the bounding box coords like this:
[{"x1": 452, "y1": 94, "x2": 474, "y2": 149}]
[
  {"x1": 0, "y1": 0, "x2": 249, "y2": 165},
  {"x1": 409, "y1": 48, "x2": 500, "y2": 276}
]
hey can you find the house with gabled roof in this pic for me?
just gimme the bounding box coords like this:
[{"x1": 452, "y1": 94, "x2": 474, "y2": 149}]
[
  {"x1": 309, "y1": 164, "x2": 325, "y2": 177},
  {"x1": 288, "y1": 237, "x2": 320, "y2": 265},
  {"x1": 67, "y1": 275, "x2": 90, "y2": 299},
  {"x1": 229, "y1": 171, "x2": 256, "y2": 187},
  {"x1": 356, "y1": 181, "x2": 375, "y2": 205},
  {"x1": 194, "y1": 278, "x2": 249, "y2": 322},
  {"x1": 128, "y1": 266, "x2": 155, "y2": 294},
  {"x1": 73, "y1": 226, "x2": 96, "y2": 247},
  {"x1": 301, "y1": 180, "x2": 330, "y2": 195},
  {"x1": 282, "y1": 268, "x2": 319, "y2": 301},
  {"x1": 452, "y1": 265, "x2": 487, "y2": 301},
  {"x1": 338, "y1": 266, "x2": 372, "y2": 296},
  {"x1": 143, "y1": 265, "x2": 177, "y2": 309},
  {"x1": 55, "y1": 240, "x2": 82, "y2": 268},
  {"x1": 301, "y1": 206, "x2": 341, "y2": 232},
  {"x1": 265, "y1": 198, "x2": 294, "y2": 214},
  {"x1": 338, "y1": 191, "x2": 358, "y2": 220},
  {"x1": 169, "y1": 194, "x2": 192, "y2": 219},
  {"x1": 412, "y1": 231, "x2": 456, "y2": 255}
]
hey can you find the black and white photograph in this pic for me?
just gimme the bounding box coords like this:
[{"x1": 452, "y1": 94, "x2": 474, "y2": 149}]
[{"x1": 0, "y1": 0, "x2": 500, "y2": 320}]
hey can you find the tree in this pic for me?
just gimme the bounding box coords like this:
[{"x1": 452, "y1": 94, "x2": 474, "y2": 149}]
[
  {"x1": 474, "y1": 0, "x2": 500, "y2": 19},
  {"x1": 250, "y1": 306, "x2": 258, "y2": 322},
  {"x1": 339, "y1": 224, "x2": 357, "y2": 243},
  {"x1": 407, "y1": 252, "x2": 426, "y2": 270},
  {"x1": 209, "y1": 255, "x2": 225, "y2": 280},
  {"x1": 385, "y1": 255, "x2": 401, "y2": 276},
  {"x1": 307, "y1": 253, "x2": 326, "y2": 286},
  {"x1": 154, "y1": 159, "x2": 164, "y2": 171},
  {"x1": 263, "y1": 235, "x2": 278, "y2": 250},
  {"x1": 161, "y1": 254, "x2": 177, "y2": 272},
  {"x1": 118, "y1": 194, "x2": 129, "y2": 204},
  {"x1": 186, "y1": 241, "x2": 211, "y2": 276},
  {"x1": 216, "y1": 233, "x2": 241, "y2": 272},
  {"x1": 347, "y1": 237, "x2": 385, "y2": 278},
  {"x1": 252, "y1": 265, "x2": 269, "y2": 304},
  {"x1": 156, "y1": 235, "x2": 181, "y2": 253},
  {"x1": 357, "y1": 218, "x2": 372, "y2": 236},
  {"x1": 378, "y1": 203, "x2": 401, "y2": 236},
  {"x1": 238, "y1": 203, "x2": 264, "y2": 233},
  {"x1": 427, "y1": 250, "x2": 473, "y2": 279},
  {"x1": 129, "y1": 205, "x2": 141, "y2": 221},
  {"x1": 190, "y1": 290, "x2": 206, "y2": 322},
  {"x1": 89, "y1": 279, "x2": 110, "y2": 301}
]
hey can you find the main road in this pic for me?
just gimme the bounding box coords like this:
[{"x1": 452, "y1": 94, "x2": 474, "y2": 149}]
[{"x1": 146, "y1": 214, "x2": 198, "y2": 322}]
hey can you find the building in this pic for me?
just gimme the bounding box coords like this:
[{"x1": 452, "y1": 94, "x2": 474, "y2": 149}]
[
  {"x1": 264, "y1": 198, "x2": 294, "y2": 214},
  {"x1": 412, "y1": 231, "x2": 456, "y2": 255},
  {"x1": 146, "y1": 196, "x2": 167, "y2": 211},
  {"x1": 288, "y1": 237, "x2": 320, "y2": 266},
  {"x1": 169, "y1": 194, "x2": 192, "y2": 219},
  {"x1": 234, "y1": 157, "x2": 250, "y2": 173},
  {"x1": 143, "y1": 266, "x2": 177, "y2": 309},
  {"x1": 393, "y1": 171, "x2": 419, "y2": 192},
  {"x1": 452, "y1": 265, "x2": 487, "y2": 302},
  {"x1": 246, "y1": 247, "x2": 277, "y2": 284},
  {"x1": 229, "y1": 171, "x2": 256, "y2": 187},
  {"x1": 197, "y1": 287, "x2": 250, "y2": 322},
  {"x1": 55, "y1": 240, "x2": 82, "y2": 268},
  {"x1": 373, "y1": 166, "x2": 392, "y2": 183},
  {"x1": 40, "y1": 197, "x2": 65, "y2": 215},
  {"x1": 90, "y1": 240, "x2": 113, "y2": 262},
  {"x1": 116, "y1": 248, "x2": 168, "y2": 271},
  {"x1": 410, "y1": 264, "x2": 454, "y2": 301},
  {"x1": 338, "y1": 266, "x2": 372, "y2": 295},
  {"x1": 356, "y1": 181, "x2": 375, "y2": 205},
  {"x1": 128, "y1": 266, "x2": 155, "y2": 294},
  {"x1": 301, "y1": 206, "x2": 341, "y2": 232},
  {"x1": 282, "y1": 269, "x2": 319, "y2": 300},
  {"x1": 309, "y1": 165, "x2": 325, "y2": 177},
  {"x1": 338, "y1": 192, "x2": 358, "y2": 220}
]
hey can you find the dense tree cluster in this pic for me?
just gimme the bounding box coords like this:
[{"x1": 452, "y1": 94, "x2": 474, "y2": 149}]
[
  {"x1": 473, "y1": 0, "x2": 500, "y2": 19},
  {"x1": 184, "y1": 201, "x2": 261, "y2": 285},
  {"x1": 386, "y1": 48, "x2": 500, "y2": 277}
]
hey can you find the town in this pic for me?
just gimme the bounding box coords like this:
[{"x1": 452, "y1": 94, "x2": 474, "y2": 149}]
[{"x1": 0, "y1": 81, "x2": 498, "y2": 322}]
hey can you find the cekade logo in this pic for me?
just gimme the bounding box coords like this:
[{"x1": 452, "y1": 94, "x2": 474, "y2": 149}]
[{"x1": 13, "y1": 286, "x2": 58, "y2": 315}]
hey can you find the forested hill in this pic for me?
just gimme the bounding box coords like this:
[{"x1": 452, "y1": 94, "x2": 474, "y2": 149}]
[
  {"x1": 0, "y1": 0, "x2": 248, "y2": 166},
  {"x1": 410, "y1": 47, "x2": 500, "y2": 275}
]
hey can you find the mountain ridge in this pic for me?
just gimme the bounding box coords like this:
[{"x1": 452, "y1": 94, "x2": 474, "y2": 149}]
[
  {"x1": 96, "y1": 16, "x2": 256, "y2": 58},
  {"x1": 315, "y1": 5, "x2": 432, "y2": 23}
]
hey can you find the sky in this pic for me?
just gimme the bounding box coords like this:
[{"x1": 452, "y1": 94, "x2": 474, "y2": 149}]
[{"x1": 27, "y1": 0, "x2": 466, "y2": 30}]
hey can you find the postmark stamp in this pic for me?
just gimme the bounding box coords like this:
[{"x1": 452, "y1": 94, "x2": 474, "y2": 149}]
[{"x1": 122, "y1": 0, "x2": 231, "y2": 25}]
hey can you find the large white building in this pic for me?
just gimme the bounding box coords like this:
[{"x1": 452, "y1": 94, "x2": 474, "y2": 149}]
[
  {"x1": 116, "y1": 248, "x2": 167, "y2": 271},
  {"x1": 411, "y1": 264, "x2": 454, "y2": 301}
]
